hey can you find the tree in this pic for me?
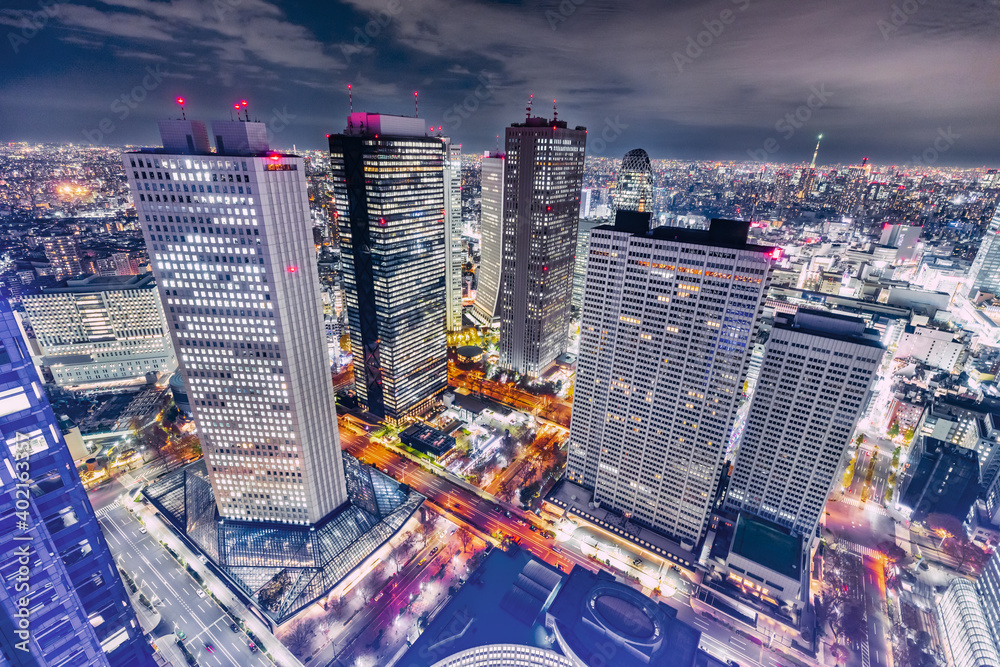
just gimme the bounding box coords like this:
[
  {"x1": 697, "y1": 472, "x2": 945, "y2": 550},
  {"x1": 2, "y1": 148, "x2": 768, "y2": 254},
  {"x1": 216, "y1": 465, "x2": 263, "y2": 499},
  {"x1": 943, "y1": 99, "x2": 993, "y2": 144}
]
[
  {"x1": 944, "y1": 537, "x2": 987, "y2": 572},
  {"x1": 284, "y1": 618, "x2": 317, "y2": 658},
  {"x1": 457, "y1": 528, "x2": 475, "y2": 554},
  {"x1": 834, "y1": 601, "x2": 867, "y2": 645},
  {"x1": 887, "y1": 421, "x2": 900, "y2": 438},
  {"x1": 829, "y1": 643, "x2": 850, "y2": 665}
]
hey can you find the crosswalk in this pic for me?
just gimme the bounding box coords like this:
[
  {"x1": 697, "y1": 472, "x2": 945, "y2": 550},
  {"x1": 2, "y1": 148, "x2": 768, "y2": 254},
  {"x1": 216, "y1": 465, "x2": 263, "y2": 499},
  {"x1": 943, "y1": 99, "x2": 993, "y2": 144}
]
[
  {"x1": 94, "y1": 500, "x2": 120, "y2": 519},
  {"x1": 840, "y1": 540, "x2": 880, "y2": 558},
  {"x1": 837, "y1": 496, "x2": 888, "y2": 516}
]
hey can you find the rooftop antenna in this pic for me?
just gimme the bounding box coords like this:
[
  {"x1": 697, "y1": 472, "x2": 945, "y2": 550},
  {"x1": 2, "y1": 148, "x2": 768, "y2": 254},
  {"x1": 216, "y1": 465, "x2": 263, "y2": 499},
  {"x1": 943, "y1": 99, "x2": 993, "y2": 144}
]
[
  {"x1": 553, "y1": 99, "x2": 557, "y2": 123},
  {"x1": 526, "y1": 93, "x2": 533, "y2": 121},
  {"x1": 241, "y1": 100, "x2": 248, "y2": 122},
  {"x1": 862, "y1": 156, "x2": 868, "y2": 167},
  {"x1": 495, "y1": 134, "x2": 499, "y2": 152},
  {"x1": 175, "y1": 97, "x2": 186, "y2": 120},
  {"x1": 348, "y1": 84, "x2": 353, "y2": 114},
  {"x1": 810, "y1": 133, "x2": 823, "y2": 169},
  {"x1": 414, "y1": 91, "x2": 419, "y2": 117},
  {"x1": 232, "y1": 103, "x2": 239, "y2": 121}
]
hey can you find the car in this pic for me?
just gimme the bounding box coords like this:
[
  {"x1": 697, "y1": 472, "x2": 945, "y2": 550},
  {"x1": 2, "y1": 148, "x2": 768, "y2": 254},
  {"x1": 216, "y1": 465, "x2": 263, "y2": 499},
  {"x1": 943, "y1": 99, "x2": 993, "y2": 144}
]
[
  {"x1": 249, "y1": 642, "x2": 257, "y2": 653},
  {"x1": 529, "y1": 524, "x2": 538, "y2": 532},
  {"x1": 373, "y1": 591, "x2": 384, "y2": 603},
  {"x1": 552, "y1": 547, "x2": 561, "y2": 554},
  {"x1": 504, "y1": 510, "x2": 512, "y2": 518},
  {"x1": 726, "y1": 661, "x2": 739, "y2": 667},
  {"x1": 418, "y1": 558, "x2": 426, "y2": 566},
  {"x1": 493, "y1": 506, "x2": 502, "y2": 513},
  {"x1": 230, "y1": 623, "x2": 239, "y2": 632},
  {"x1": 139, "y1": 527, "x2": 147, "y2": 534},
  {"x1": 633, "y1": 558, "x2": 642, "y2": 566},
  {"x1": 176, "y1": 631, "x2": 186, "y2": 640},
  {"x1": 430, "y1": 546, "x2": 439, "y2": 555},
  {"x1": 205, "y1": 644, "x2": 215, "y2": 654},
  {"x1": 197, "y1": 590, "x2": 206, "y2": 598}
]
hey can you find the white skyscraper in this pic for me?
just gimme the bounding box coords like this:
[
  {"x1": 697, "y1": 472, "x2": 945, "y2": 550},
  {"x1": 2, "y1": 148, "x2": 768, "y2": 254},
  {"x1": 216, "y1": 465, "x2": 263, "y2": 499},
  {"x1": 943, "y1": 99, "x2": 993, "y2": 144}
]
[
  {"x1": 124, "y1": 119, "x2": 347, "y2": 525},
  {"x1": 968, "y1": 204, "x2": 1000, "y2": 296},
  {"x1": 568, "y1": 215, "x2": 776, "y2": 546},
  {"x1": 444, "y1": 140, "x2": 464, "y2": 332},
  {"x1": 473, "y1": 151, "x2": 504, "y2": 325},
  {"x1": 724, "y1": 310, "x2": 883, "y2": 538}
]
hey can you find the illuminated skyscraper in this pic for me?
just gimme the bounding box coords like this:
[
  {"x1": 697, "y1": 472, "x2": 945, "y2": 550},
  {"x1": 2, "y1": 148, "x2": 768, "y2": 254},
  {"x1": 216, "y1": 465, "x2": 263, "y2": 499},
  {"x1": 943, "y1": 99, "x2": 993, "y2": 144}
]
[
  {"x1": 724, "y1": 310, "x2": 883, "y2": 538},
  {"x1": 125, "y1": 118, "x2": 347, "y2": 524},
  {"x1": 472, "y1": 151, "x2": 504, "y2": 325},
  {"x1": 612, "y1": 148, "x2": 653, "y2": 214},
  {"x1": 330, "y1": 113, "x2": 448, "y2": 422},
  {"x1": 568, "y1": 214, "x2": 775, "y2": 546},
  {"x1": 444, "y1": 140, "x2": 464, "y2": 332},
  {"x1": 498, "y1": 115, "x2": 586, "y2": 377},
  {"x1": 41, "y1": 236, "x2": 83, "y2": 280},
  {"x1": 968, "y1": 205, "x2": 1000, "y2": 297},
  {"x1": 0, "y1": 299, "x2": 154, "y2": 666}
]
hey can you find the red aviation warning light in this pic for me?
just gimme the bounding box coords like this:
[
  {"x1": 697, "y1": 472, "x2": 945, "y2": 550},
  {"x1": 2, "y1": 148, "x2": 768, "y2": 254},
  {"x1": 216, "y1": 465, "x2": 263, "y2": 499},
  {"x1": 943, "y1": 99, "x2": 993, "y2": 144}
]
[
  {"x1": 770, "y1": 249, "x2": 782, "y2": 260},
  {"x1": 269, "y1": 154, "x2": 281, "y2": 161},
  {"x1": 176, "y1": 97, "x2": 185, "y2": 106},
  {"x1": 286, "y1": 266, "x2": 298, "y2": 273}
]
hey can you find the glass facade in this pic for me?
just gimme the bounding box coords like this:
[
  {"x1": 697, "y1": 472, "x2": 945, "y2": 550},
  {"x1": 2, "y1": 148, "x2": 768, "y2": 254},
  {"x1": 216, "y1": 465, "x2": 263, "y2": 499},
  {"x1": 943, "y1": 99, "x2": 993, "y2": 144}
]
[
  {"x1": 612, "y1": 148, "x2": 653, "y2": 215},
  {"x1": 330, "y1": 122, "x2": 449, "y2": 422},
  {"x1": 0, "y1": 299, "x2": 153, "y2": 666},
  {"x1": 968, "y1": 205, "x2": 1000, "y2": 296},
  {"x1": 499, "y1": 119, "x2": 587, "y2": 377},
  {"x1": 125, "y1": 121, "x2": 348, "y2": 525},
  {"x1": 473, "y1": 152, "x2": 505, "y2": 324},
  {"x1": 975, "y1": 549, "x2": 1000, "y2": 648},
  {"x1": 444, "y1": 140, "x2": 464, "y2": 332},
  {"x1": 938, "y1": 578, "x2": 1000, "y2": 667},
  {"x1": 145, "y1": 455, "x2": 423, "y2": 623}
]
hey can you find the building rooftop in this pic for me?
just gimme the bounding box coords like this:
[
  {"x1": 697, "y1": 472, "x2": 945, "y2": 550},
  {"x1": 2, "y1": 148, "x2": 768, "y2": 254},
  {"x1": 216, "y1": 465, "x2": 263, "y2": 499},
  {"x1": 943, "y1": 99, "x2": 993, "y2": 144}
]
[
  {"x1": 23, "y1": 272, "x2": 156, "y2": 295},
  {"x1": 728, "y1": 514, "x2": 801, "y2": 580},
  {"x1": 598, "y1": 215, "x2": 776, "y2": 255}
]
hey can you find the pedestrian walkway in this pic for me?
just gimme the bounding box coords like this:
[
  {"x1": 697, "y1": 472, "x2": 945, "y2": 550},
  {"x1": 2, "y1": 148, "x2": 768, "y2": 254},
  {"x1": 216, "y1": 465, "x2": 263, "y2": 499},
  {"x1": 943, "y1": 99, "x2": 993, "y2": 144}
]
[
  {"x1": 837, "y1": 495, "x2": 889, "y2": 516},
  {"x1": 94, "y1": 499, "x2": 120, "y2": 518},
  {"x1": 841, "y1": 540, "x2": 880, "y2": 558}
]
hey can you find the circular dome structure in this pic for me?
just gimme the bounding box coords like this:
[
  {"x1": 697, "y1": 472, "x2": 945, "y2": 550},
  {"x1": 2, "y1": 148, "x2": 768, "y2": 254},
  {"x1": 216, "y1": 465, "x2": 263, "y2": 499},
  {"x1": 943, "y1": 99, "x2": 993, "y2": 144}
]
[
  {"x1": 430, "y1": 644, "x2": 573, "y2": 667},
  {"x1": 456, "y1": 345, "x2": 485, "y2": 364},
  {"x1": 592, "y1": 592, "x2": 656, "y2": 640}
]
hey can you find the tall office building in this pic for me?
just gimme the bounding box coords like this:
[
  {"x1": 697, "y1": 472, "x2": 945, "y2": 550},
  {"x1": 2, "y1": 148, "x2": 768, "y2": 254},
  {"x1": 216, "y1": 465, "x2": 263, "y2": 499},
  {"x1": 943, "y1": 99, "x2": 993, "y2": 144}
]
[
  {"x1": 498, "y1": 116, "x2": 586, "y2": 377},
  {"x1": 112, "y1": 252, "x2": 140, "y2": 276},
  {"x1": 473, "y1": 151, "x2": 505, "y2": 325},
  {"x1": 125, "y1": 118, "x2": 347, "y2": 524},
  {"x1": 444, "y1": 140, "x2": 464, "y2": 332},
  {"x1": 899, "y1": 436, "x2": 980, "y2": 522},
  {"x1": 968, "y1": 204, "x2": 1000, "y2": 296},
  {"x1": 976, "y1": 549, "x2": 1000, "y2": 648},
  {"x1": 571, "y1": 218, "x2": 604, "y2": 311},
  {"x1": 724, "y1": 310, "x2": 883, "y2": 538},
  {"x1": 0, "y1": 299, "x2": 154, "y2": 666},
  {"x1": 41, "y1": 236, "x2": 83, "y2": 279},
  {"x1": 22, "y1": 274, "x2": 176, "y2": 387},
  {"x1": 568, "y1": 215, "x2": 775, "y2": 545},
  {"x1": 612, "y1": 148, "x2": 653, "y2": 214},
  {"x1": 330, "y1": 112, "x2": 448, "y2": 422}
]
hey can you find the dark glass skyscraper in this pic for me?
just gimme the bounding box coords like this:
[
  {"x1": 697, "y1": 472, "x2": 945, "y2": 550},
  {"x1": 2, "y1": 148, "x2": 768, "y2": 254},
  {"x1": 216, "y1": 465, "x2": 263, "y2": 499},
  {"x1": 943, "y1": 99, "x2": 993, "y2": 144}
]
[
  {"x1": 498, "y1": 116, "x2": 586, "y2": 377},
  {"x1": 330, "y1": 113, "x2": 449, "y2": 422},
  {"x1": 0, "y1": 299, "x2": 153, "y2": 666}
]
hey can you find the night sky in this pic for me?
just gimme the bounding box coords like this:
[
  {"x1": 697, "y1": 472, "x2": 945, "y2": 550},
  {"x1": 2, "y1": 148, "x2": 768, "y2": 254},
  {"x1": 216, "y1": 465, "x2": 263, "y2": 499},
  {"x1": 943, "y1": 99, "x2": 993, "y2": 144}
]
[{"x1": 2, "y1": 0, "x2": 998, "y2": 165}]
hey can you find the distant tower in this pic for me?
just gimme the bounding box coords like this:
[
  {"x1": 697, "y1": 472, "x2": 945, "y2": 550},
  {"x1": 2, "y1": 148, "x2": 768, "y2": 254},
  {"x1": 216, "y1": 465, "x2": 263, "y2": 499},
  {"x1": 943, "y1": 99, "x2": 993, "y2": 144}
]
[
  {"x1": 613, "y1": 148, "x2": 653, "y2": 215},
  {"x1": 498, "y1": 114, "x2": 587, "y2": 377},
  {"x1": 810, "y1": 134, "x2": 823, "y2": 169}
]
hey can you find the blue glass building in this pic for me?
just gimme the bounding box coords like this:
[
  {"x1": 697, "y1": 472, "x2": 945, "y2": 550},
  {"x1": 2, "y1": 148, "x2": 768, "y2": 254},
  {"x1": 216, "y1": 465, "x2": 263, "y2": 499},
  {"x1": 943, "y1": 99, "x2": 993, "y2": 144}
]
[{"x1": 0, "y1": 299, "x2": 154, "y2": 666}]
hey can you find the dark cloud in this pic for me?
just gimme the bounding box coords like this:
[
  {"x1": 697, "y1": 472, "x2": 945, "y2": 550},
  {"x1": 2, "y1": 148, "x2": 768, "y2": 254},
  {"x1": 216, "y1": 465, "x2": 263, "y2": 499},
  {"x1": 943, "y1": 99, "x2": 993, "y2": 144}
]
[{"x1": 1, "y1": 0, "x2": 997, "y2": 165}]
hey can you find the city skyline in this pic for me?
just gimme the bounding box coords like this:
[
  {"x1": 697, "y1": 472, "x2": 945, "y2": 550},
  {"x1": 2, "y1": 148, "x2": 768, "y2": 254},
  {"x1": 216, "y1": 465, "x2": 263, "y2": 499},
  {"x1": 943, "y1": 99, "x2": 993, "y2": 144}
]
[{"x1": 2, "y1": 1, "x2": 1000, "y2": 165}]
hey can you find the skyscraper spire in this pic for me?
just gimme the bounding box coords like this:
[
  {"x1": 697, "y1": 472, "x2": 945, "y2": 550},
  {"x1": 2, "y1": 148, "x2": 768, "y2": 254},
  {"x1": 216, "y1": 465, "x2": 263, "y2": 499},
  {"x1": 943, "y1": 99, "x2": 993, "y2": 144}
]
[{"x1": 810, "y1": 133, "x2": 823, "y2": 168}]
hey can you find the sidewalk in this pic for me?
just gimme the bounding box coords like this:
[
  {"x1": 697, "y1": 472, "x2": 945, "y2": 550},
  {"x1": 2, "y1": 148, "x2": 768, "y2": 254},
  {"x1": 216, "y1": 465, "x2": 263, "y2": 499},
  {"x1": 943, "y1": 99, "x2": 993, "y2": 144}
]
[{"x1": 126, "y1": 494, "x2": 306, "y2": 667}]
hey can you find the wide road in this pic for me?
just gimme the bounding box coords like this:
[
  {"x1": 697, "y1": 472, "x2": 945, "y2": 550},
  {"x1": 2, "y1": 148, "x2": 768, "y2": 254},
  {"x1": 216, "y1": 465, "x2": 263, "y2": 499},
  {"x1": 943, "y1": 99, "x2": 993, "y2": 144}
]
[
  {"x1": 862, "y1": 556, "x2": 891, "y2": 667},
  {"x1": 94, "y1": 497, "x2": 269, "y2": 667},
  {"x1": 342, "y1": 426, "x2": 593, "y2": 575}
]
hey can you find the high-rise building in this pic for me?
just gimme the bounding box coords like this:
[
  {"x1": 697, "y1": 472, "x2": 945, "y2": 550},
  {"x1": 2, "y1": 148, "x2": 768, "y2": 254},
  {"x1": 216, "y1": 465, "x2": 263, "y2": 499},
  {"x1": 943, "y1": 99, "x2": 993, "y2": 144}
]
[
  {"x1": 472, "y1": 151, "x2": 505, "y2": 326},
  {"x1": 724, "y1": 310, "x2": 883, "y2": 538},
  {"x1": 937, "y1": 578, "x2": 1000, "y2": 667},
  {"x1": 797, "y1": 168, "x2": 817, "y2": 200},
  {"x1": 22, "y1": 274, "x2": 176, "y2": 387},
  {"x1": 879, "y1": 222, "x2": 922, "y2": 264},
  {"x1": 571, "y1": 218, "x2": 604, "y2": 312},
  {"x1": 568, "y1": 214, "x2": 775, "y2": 546},
  {"x1": 498, "y1": 116, "x2": 586, "y2": 377},
  {"x1": 976, "y1": 549, "x2": 1000, "y2": 648},
  {"x1": 41, "y1": 236, "x2": 83, "y2": 279},
  {"x1": 0, "y1": 299, "x2": 154, "y2": 666},
  {"x1": 899, "y1": 435, "x2": 980, "y2": 522},
  {"x1": 612, "y1": 148, "x2": 653, "y2": 215},
  {"x1": 968, "y1": 205, "x2": 1000, "y2": 297},
  {"x1": 125, "y1": 118, "x2": 347, "y2": 524},
  {"x1": 330, "y1": 112, "x2": 448, "y2": 422},
  {"x1": 444, "y1": 140, "x2": 464, "y2": 332},
  {"x1": 112, "y1": 252, "x2": 140, "y2": 276}
]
